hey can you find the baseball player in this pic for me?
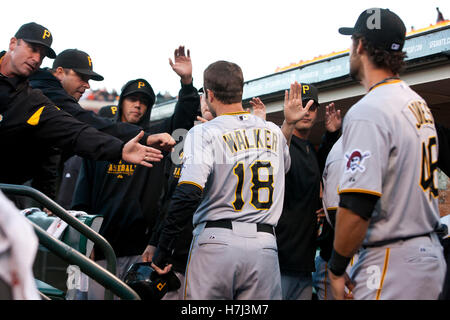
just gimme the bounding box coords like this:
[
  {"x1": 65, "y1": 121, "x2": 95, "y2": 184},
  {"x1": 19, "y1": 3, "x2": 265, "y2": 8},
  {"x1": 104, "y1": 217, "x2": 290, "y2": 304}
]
[
  {"x1": 313, "y1": 136, "x2": 359, "y2": 300},
  {"x1": 328, "y1": 8, "x2": 446, "y2": 300},
  {"x1": 151, "y1": 60, "x2": 313, "y2": 300}
]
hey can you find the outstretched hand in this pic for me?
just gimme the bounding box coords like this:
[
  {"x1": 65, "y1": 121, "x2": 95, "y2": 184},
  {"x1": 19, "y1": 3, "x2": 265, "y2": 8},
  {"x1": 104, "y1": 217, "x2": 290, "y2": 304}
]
[
  {"x1": 169, "y1": 45, "x2": 192, "y2": 85},
  {"x1": 122, "y1": 131, "x2": 163, "y2": 167},
  {"x1": 324, "y1": 102, "x2": 342, "y2": 133},
  {"x1": 147, "y1": 132, "x2": 176, "y2": 152},
  {"x1": 249, "y1": 97, "x2": 266, "y2": 120},
  {"x1": 284, "y1": 82, "x2": 314, "y2": 125}
]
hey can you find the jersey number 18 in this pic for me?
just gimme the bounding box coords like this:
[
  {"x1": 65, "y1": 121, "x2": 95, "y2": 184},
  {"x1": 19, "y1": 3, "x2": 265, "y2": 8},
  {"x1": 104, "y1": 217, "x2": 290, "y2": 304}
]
[{"x1": 232, "y1": 160, "x2": 274, "y2": 211}]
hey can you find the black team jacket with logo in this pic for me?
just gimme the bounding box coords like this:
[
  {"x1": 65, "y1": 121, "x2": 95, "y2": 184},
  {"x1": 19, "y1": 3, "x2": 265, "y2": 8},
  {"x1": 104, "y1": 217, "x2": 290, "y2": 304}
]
[
  {"x1": 0, "y1": 51, "x2": 125, "y2": 188},
  {"x1": 71, "y1": 81, "x2": 199, "y2": 260},
  {"x1": 276, "y1": 131, "x2": 340, "y2": 274}
]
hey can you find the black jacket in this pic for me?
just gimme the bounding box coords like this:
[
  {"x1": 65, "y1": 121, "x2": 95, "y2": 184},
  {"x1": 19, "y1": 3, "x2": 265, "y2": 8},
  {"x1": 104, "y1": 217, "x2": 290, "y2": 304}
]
[
  {"x1": 29, "y1": 68, "x2": 150, "y2": 145},
  {"x1": 0, "y1": 51, "x2": 124, "y2": 187},
  {"x1": 149, "y1": 143, "x2": 194, "y2": 274},
  {"x1": 71, "y1": 81, "x2": 199, "y2": 260},
  {"x1": 276, "y1": 130, "x2": 340, "y2": 274}
]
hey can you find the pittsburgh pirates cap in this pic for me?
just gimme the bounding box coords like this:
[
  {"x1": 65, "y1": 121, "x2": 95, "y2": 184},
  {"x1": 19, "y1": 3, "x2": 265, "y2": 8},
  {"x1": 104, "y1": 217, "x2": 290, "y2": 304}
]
[
  {"x1": 301, "y1": 83, "x2": 319, "y2": 105},
  {"x1": 53, "y1": 49, "x2": 104, "y2": 81},
  {"x1": 339, "y1": 8, "x2": 406, "y2": 52},
  {"x1": 119, "y1": 78, "x2": 156, "y2": 107},
  {"x1": 15, "y1": 22, "x2": 56, "y2": 58}
]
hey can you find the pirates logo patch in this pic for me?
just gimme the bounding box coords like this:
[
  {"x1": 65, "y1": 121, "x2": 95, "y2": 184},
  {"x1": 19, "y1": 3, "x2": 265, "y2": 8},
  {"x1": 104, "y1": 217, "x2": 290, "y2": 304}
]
[{"x1": 345, "y1": 149, "x2": 371, "y2": 173}]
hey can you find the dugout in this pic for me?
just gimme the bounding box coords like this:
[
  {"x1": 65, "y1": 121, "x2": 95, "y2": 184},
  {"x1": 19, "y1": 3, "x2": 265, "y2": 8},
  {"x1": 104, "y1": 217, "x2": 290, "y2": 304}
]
[{"x1": 149, "y1": 21, "x2": 450, "y2": 146}]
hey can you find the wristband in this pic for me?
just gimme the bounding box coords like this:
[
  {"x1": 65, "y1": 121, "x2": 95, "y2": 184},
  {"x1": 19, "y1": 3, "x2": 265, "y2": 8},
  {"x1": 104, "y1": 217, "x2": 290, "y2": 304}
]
[{"x1": 328, "y1": 249, "x2": 351, "y2": 276}]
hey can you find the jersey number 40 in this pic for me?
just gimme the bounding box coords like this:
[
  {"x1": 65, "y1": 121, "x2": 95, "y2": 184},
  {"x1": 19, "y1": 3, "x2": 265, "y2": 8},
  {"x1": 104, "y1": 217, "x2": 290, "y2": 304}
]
[
  {"x1": 232, "y1": 160, "x2": 274, "y2": 211},
  {"x1": 420, "y1": 136, "x2": 438, "y2": 200}
]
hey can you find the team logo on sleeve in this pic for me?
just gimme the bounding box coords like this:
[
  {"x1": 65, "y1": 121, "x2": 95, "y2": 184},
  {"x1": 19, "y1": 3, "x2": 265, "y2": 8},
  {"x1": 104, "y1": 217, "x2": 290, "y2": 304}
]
[{"x1": 345, "y1": 150, "x2": 371, "y2": 173}]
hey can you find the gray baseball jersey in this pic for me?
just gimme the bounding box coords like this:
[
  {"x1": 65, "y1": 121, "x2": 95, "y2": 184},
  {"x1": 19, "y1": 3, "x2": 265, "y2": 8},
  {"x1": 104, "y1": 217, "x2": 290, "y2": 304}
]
[
  {"x1": 179, "y1": 111, "x2": 291, "y2": 227},
  {"x1": 322, "y1": 136, "x2": 344, "y2": 215},
  {"x1": 339, "y1": 80, "x2": 440, "y2": 246}
]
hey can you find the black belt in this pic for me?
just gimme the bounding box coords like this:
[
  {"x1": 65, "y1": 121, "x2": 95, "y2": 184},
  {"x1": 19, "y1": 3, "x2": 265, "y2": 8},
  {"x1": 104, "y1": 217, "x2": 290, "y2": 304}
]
[
  {"x1": 205, "y1": 220, "x2": 274, "y2": 235},
  {"x1": 362, "y1": 232, "x2": 432, "y2": 249}
]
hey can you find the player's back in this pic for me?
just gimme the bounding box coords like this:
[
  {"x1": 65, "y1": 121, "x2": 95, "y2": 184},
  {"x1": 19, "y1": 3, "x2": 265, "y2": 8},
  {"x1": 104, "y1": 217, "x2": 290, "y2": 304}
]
[
  {"x1": 341, "y1": 80, "x2": 440, "y2": 245},
  {"x1": 179, "y1": 111, "x2": 290, "y2": 227}
]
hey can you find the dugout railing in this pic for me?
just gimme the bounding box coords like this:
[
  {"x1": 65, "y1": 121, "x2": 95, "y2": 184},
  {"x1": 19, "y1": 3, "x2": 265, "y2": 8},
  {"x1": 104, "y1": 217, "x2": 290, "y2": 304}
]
[{"x1": 0, "y1": 183, "x2": 140, "y2": 300}]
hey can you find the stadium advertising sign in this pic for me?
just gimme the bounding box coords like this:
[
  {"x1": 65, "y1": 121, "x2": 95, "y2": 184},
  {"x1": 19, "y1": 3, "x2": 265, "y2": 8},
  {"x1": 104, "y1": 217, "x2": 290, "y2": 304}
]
[{"x1": 243, "y1": 27, "x2": 450, "y2": 100}]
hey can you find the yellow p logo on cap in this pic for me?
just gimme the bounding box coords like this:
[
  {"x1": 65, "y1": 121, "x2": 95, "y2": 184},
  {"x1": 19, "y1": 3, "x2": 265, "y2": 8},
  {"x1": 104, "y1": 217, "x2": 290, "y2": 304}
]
[
  {"x1": 138, "y1": 81, "x2": 145, "y2": 89},
  {"x1": 302, "y1": 85, "x2": 310, "y2": 95},
  {"x1": 87, "y1": 56, "x2": 92, "y2": 67},
  {"x1": 42, "y1": 30, "x2": 51, "y2": 40}
]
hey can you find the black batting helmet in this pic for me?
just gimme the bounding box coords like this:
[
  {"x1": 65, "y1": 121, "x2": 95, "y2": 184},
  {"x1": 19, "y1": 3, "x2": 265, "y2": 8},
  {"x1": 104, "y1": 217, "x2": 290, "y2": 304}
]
[{"x1": 123, "y1": 262, "x2": 181, "y2": 300}]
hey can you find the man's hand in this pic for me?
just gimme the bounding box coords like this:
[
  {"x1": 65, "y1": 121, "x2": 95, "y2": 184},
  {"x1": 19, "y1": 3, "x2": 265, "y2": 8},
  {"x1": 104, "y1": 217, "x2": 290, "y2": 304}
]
[
  {"x1": 196, "y1": 116, "x2": 209, "y2": 123},
  {"x1": 122, "y1": 131, "x2": 163, "y2": 167},
  {"x1": 169, "y1": 46, "x2": 192, "y2": 85},
  {"x1": 151, "y1": 262, "x2": 173, "y2": 275},
  {"x1": 329, "y1": 271, "x2": 355, "y2": 300},
  {"x1": 281, "y1": 82, "x2": 314, "y2": 146},
  {"x1": 146, "y1": 133, "x2": 176, "y2": 152},
  {"x1": 142, "y1": 245, "x2": 156, "y2": 263},
  {"x1": 324, "y1": 102, "x2": 342, "y2": 133},
  {"x1": 316, "y1": 208, "x2": 325, "y2": 224},
  {"x1": 284, "y1": 82, "x2": 314, "y2": 125},
  {"x1": 249, "y1": 97, "x2": 266, "y2": 120}
]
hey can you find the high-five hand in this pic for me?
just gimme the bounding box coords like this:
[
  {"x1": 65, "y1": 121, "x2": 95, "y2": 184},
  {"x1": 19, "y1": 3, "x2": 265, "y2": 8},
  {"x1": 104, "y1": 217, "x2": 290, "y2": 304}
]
[
  {"x1": 284, "y1": 81, "x2": 314, "y2": 125},
  {"x1": 122, "y1": 131, "x2": 163, "y2": 167},
  {"x1": 169, "y1": 45, "x2": 193, "y2": 85}
]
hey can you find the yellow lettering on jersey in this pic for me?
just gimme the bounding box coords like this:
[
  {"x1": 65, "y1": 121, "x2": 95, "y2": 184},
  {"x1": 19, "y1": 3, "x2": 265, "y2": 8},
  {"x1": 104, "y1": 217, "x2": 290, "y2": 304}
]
[
  {"x1": 254, "y1": 129, "x2": 263, "y2": 148},
  {"x1": 27, "y1": 106, "x2": 45, "y2": 126},
  {"x1": 223, "y1": 133, "x2": 238, "y2": 153},
  {"x1": 243, "y1": 130, "x2": 255, "y2": 149},
  {"x1": 272, "y1": 131, "x2": 278, "y2": 153},
  {"x1": 223, "y1": 129, "x2": 278, "y2": 155},
  {"x1": 264, "y1": 129, "x2": 272, "y2": 150},
  {"x1": 234, "y1": 130, "x2": 247, "y2": 151},
  {"x1": 408, "y1": 101, "x2": 434, "y2": 129},
  {"x1": 42, "y1": 30, "x2": 51, "y2": 39}
]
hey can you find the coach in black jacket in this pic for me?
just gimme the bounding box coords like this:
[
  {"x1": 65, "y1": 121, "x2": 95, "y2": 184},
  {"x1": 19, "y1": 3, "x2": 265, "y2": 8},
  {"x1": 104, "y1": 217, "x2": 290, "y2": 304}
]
[{"x1": 0, "y1": 23, "x2": 163, "y2": 193}]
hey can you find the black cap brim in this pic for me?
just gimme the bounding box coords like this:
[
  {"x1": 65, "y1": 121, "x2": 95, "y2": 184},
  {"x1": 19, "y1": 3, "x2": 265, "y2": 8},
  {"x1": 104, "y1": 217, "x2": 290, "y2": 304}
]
[
  {"x1": 22, "y1": 38, "x2": 56, "y2": 58},
  {"x1": 73, "y1": 68, "x2": 104, "y2": 81},
  {"x1": 338, "y1": 27, "x2": 354, "y2": 35},
  {"x1": 122, "y1": 89, "x2": 155, "y2": 105}
]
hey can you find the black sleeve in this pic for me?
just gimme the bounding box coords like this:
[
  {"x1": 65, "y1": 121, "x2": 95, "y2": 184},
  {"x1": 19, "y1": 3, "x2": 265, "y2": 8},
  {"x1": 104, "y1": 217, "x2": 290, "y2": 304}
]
[
  {"x1": 152, "y1": 183, "x2": 202, "y2": 268},
  {"x1": 317, "y1": 129, "x2": 341, "y2": 174},
  {"x1": 30, "y1": 147, "x2": 61, "y2": 200},
  {"x1": 437, "y1": 123, "x2": 450, "y2": 177},
  {"x1": 35, "y1": 103, "x2": 124, "y2": 161},
  {"x1": 339, "y1": 192, "x2": 379, "y2": 220},
  {"x1": 43, "y1": 88, "x2": 150, "y2": 145}
]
